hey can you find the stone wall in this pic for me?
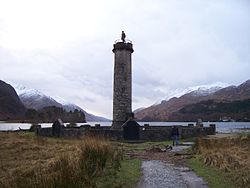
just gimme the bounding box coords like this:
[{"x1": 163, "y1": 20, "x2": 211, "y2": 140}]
[
  {"x1": 37, "y1": 127, "x2": 52, "y2": 137},
  {"x1": 139, "y1": 124, "x2": 216, "y2": 141},
  {"x1": 37, "y1": 127, "x2": 85, "y2": 138},
  {"x1": 87, "y1": 129, "x2": 123, "y2": 140},
  {"x1": 36, "y1": 124, "x2": 216, "y2": 141},
  {"x1": 36, "y1": 125, "x2": 123, "y2": 140}
]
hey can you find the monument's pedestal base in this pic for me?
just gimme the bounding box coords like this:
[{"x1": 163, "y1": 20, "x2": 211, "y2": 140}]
[{"x1": 110, "y1": 121, "x2": 125, "y2": 130}]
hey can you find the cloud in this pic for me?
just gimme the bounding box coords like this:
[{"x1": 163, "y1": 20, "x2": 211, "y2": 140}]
[{"x1": 0, "y1": 0, "x2": 250, "y2": 118}]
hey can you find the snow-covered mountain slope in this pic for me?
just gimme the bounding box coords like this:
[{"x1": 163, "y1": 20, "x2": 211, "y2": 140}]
[
  {"x1": 133, "y1": 107, "x2": 146, "y2": 114},
  {"x1": 12, "y1": 84, "x2": 62, "y2": 110},
  {"x1": 152, "y1": 82, "x2": 229, "y2": 106},
  {"x1": 165, "y1": 82, "x2": 229, "y2": 100},
  {"x1": 53, "y1": 96, "x2": 109, "y2": 122},
  {"x1": 53, "y1": 96, "x2": 81, "y2": 112},
  {"x1": 11, "y1": 83, "x2": 109, "y2": 122}
]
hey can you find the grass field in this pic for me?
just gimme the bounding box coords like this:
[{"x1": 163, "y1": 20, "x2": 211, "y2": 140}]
[
  {"x1": 188, "y1": 133, "x2": 250, "y2": 188},
  {"x1": 1, "y1": 131, "x2": 249, "y2": 188},
  {"x1": 0, "y1": 132, "x2": 141, "y2": 188}
]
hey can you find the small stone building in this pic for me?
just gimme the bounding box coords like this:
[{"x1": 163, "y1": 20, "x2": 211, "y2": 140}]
[{"x1": 122, "y1": 120, "x2": 140, "y2": 140}]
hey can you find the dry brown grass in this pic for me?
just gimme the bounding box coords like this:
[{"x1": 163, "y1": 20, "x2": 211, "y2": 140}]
[
  {"x1": 0, "y1": 132, "x2": 122, "y2": 188},
  {"x1": 194, "y1": 134, "x2": 250, "y2": 187},
  {"x1": 0, "y1": 132, "x2": 78, "y2": 182}
]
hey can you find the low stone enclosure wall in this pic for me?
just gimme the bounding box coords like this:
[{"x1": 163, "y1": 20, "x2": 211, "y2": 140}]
[
  {"x1": 36, "y1": 122, "x2": 216, "y2": 142},
  {"x1": 140, "y1": 124, "x2": 215, "y2": 141}
]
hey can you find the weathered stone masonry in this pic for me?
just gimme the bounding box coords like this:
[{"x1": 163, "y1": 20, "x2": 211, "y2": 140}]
[
  {"x1": 36, "y1": 122, "x2": 216, "y2": 141},
  {"x1": 111, "y1": 41, "x2": 134, "y2": 130}
]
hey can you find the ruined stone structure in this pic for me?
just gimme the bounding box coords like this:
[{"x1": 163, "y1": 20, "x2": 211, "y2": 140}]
[{"x1": 111, "y1": 33, "x2": 134, "y2": 130}]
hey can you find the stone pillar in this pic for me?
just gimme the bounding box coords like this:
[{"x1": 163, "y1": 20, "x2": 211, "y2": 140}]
[{"x1": 111, "y1": 40, "x2": 134, "y2": 130}]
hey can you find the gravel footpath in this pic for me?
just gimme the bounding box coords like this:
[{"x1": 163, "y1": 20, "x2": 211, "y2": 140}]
[
  {"x1": 137, "y1": 160, "x2": 187, "y2": 188},
  {"x1": 137, "y1": 144, "x2": 209, "y2": 188}
]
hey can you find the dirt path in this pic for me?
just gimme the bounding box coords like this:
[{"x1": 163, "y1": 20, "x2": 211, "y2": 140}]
[{"x1": 133, "y1": 143, "x2": 209, "y2": 188}]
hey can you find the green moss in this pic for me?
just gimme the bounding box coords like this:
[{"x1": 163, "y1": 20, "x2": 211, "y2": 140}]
[{"x1": 187, "y1": 156, "x2": 236, "y2": 188}]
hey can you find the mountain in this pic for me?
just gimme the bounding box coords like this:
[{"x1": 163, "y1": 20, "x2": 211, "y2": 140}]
[
  {"x1": 0, "y1": 80, "x2": 26, "y2": 120},
  {"x1": 211, "y1": 80, "x2": 250, "y2": 101},
  {"x1": 135, "y1": 85, "x2": 226, "y2": 121},
  {"x1": 84, "y1": 112, "x2": 110, "y2": 122},
  {"x1": 169, "y1": 99, "x2": 250, "y2": 122},
  {"x1": 53, "y1": 96, "x2": 109, "y2": 122},
  {"x1": 12, "y1": 83, "x2": 109, "y2": 122},
  {"x1": 14, "y1": 84, "x2": 62, "y2": 110},
  {"x1": 133, "y1": 107, "x2": 146, "y2": 114},
  {"x1": 163, "y1": 82, "x2": 229, "y2": 101},
  {"x1": 19, "y1": 89, "x2": 62, "y2": 110},
  {"x1": 135, "y1": 80, "x2": 250, "y2": 121}
]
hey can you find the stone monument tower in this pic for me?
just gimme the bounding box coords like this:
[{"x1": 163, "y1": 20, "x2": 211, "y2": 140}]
[{"x1": 111, "y1": 31, "x2": 134, "y2": 130}]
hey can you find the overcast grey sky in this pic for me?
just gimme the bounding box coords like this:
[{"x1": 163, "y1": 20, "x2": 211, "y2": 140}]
[{"x1": 0, "y1": 0, "x2": 250, "y2": 118}]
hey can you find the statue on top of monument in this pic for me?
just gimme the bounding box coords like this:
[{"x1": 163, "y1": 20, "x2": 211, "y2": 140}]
[{"x1": 121, "y1": 31, "x2": 126, "y2": 43}]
